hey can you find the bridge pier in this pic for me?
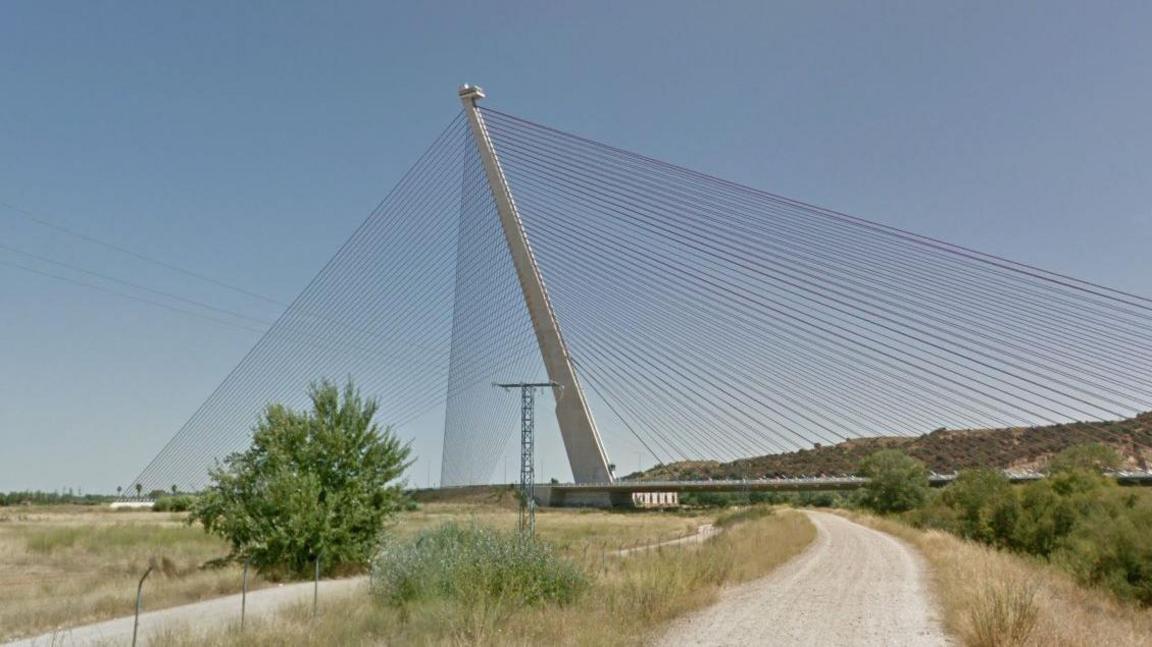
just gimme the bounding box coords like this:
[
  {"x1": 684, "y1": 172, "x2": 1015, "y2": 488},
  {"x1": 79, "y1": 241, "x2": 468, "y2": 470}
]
[
  {"x1": 535, "y1": 485, "x2": 633, "y2": 508},
  {"x1": 458, "y1": 84, "x2": 615, "y2": 485}
]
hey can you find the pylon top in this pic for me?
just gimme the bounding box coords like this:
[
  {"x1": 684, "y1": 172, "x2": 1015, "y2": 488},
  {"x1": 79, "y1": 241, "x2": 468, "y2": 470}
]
[{"x1": 458, "y1": 84, "x2": 486, "y2": 103}]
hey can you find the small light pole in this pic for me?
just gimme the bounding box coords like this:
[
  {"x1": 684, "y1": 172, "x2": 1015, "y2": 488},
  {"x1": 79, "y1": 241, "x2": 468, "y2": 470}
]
[
  {"x1": 132, "y1": 565, "x2": 154, "y2": 647},
  {"x1": 495, "y1": 381, "x2": 557, "y2": 537},
  {"x1": 240, "y1": 557, "x2": 250, "y2": 631},
  {"x1": 313, "y1": 552, "x2": 321, "y2": 618}
]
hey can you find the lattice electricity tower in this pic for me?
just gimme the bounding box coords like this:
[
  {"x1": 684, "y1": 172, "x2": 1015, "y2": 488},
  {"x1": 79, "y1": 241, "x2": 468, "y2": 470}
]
[{"x1": 497, "y1": 381, "x2": 557, "y2": 535}]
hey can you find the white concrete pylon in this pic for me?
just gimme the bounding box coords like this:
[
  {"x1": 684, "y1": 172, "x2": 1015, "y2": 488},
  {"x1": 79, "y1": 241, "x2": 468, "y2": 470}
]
[{"x1": 458, "y1": 84, "x2": 614, "y2": 484}]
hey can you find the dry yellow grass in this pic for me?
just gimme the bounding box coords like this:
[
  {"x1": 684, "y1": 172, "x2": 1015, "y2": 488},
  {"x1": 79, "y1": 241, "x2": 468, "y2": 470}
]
[
  {"x1": 0, "y1": 502, "x2": 712, "y2": 642},
  {"x1": 838, "y1": 511, "x2": 1152, "y2": 647},
  {"x1": 163, "y1": 507, "x2": 816, "y2": 646},
  {"x1": 0, "y1": 506, "x2": 275, "y2": 641},
  {"x1": 394, "y1": 502, "x2": 712, "y2": 552}
]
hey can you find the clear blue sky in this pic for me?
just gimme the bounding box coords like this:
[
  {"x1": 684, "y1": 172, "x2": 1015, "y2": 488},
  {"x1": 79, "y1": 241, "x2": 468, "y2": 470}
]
[{"x1": 2, "y1": 1, "x2": 1150, "y2": 492}]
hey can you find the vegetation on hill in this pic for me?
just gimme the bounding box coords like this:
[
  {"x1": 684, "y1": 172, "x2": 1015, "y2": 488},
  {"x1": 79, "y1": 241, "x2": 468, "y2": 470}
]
[
  {"x1": 190, "y1": 379, "x2": 412, "y2": 578},
  {"x1": 631, "y1": 412, "x2": 1152, "y2": 480}
]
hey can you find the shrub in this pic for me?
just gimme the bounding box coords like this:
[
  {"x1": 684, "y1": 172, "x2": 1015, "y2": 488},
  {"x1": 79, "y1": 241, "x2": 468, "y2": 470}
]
[
  {"x1": 714, "y1": 505, "x2": 775, "y2": 528},
  {"x1": 153, "y1": 495, "x2": 196, "y2": 513},
  {"x1": 1054, "y1": 491, "x2": 1152, "y2": 604},
  {"x1": 904, "y1": 444, "x2": 1152, "y2": 605},
  {"x1": 938, "y1": 469, "x2": 1019, "y2": 547},
  {"x1": 191, "y1": 379, "x2": 411, "y2": 578},
  {"x1": 679, "y1": 491, "x2": 738, "y2": 508},
  {"x1": 857, "y1": 449, "x2": 930, "y2": 513},
  {"x1": 1047, "y1": 443, "x2": 1121, "y2": 474},
  {"x1": 370, "y1": 523, "x2": 586, "y2": 608},
  {"x1": 1011, "y1": 479, "x2": 1079, "y2": 556},
  {"x1": 967, "y1": 576, "x2": 1039, "y2": 647},
  {"x1": 796, "y1": 491, "x2": 844, "y2": 508}
]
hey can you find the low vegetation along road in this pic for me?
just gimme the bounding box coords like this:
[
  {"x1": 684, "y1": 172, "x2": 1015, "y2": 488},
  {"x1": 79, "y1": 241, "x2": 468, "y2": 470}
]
[{"x1": 659, "y1": 511, "x2": 949, "y2": 646}]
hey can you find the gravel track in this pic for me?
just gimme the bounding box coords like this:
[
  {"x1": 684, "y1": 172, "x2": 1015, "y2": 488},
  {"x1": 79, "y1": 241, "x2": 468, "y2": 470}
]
[{"x1": 657, "y1": 511, "x2": 950, "y2": 646}]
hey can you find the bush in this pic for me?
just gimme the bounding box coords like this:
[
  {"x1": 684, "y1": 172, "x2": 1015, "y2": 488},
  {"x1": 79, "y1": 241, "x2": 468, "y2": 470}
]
[
  {"x1": 857, "y1": 449, "x2": 930, "y2": 514},
  {"x1": 903, "y1": 444, "x2": 1152, "y2": 605},
  {"x1": 680, "y1": 490, "x2": 846, "y2": 509},
  {"x1": 714, "y1": 505, "x2": 775, "y2": 528},
  {"x1": 153, "y1": 495, "x2": 196, "y2": 512},
  {"x1": 1047, "y1": 443, "x2": 1121, "y2": 474},
  {"x1": 370, "y1": 523, "x2": 586, "y2": 608},
  {"x1": 191, "y1": 379, "x2": 411, "y2": 578},
  {"x1": 1054, "y1": 490, "x2": 1152, "y2": 604},
  {"x1": 679, "y1": 491, "x2": 739, "y2": 508},
  {"x1": 796, "y1": 491, "x2": 845, "y2": 508},
  {"x1": 1011, "y1": 479, "x2": 1079, "y2": 556},
  {"x1": 968, "y1": 576, "x2": 1039, "y2": 647},
  {"x1": 938, "y1": 469, "x2": 1019, "y2": 547}
]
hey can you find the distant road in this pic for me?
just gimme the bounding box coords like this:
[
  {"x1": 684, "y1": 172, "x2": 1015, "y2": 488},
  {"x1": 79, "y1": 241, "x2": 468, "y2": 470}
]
[
  {"x1": 658, "y1": 511, "x2": 950, "y2": 646},
  {"x1": 5, "y1": 577, "x2": 365, "y2": 647},
  {"x1": 614, "y1": 523, "x2": 719, "y2": 556}
]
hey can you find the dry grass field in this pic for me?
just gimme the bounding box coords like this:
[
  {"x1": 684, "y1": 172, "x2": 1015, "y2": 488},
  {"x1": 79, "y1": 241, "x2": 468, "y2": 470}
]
[
  {"x1": 839, "y1": 510, "x2": 1152, "y2": 647},
  {"x1": 0, "y1": 505, "x2": 275, "y2": 642},
  {"x1": 0, "y1": 500, "x2": 719, "y2": 643}
]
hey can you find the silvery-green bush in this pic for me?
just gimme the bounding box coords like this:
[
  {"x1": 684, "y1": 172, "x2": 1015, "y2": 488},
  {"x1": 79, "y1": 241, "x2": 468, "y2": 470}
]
[{"x1": 371, "y1": 523, "x2": 585, "y2": 607}]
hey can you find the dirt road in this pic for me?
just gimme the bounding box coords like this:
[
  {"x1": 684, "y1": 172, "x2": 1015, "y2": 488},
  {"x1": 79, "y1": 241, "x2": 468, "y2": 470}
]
[
  {"x1": 658, "y1": 511, "x2": 950, "y2": 646},
  {"x1": 615, "y1": 523, "x2": 719, "y2": 556},
  {"x1": 4, "y1": 577, "x2": 366, "y2": 647}
]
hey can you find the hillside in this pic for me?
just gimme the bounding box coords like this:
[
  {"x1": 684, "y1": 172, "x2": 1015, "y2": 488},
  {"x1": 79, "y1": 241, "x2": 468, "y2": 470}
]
[{"x1": 630, "y1": 412, "x2": 1152, "y2": 481}]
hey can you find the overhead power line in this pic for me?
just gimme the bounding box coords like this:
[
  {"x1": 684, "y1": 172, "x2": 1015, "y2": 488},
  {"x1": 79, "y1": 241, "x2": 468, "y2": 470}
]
[{"x1": 0, "y1": 200, "x2": 286, "y2": 307}]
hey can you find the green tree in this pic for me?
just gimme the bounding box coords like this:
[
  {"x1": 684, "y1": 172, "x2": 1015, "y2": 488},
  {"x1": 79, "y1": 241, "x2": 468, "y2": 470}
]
[
  {"x1": 857, "y1": 449, "x2": 930, "y2": 514},
  {"x1": 1012, "y1": 479, "x2": 1080, "y2": 556},
  {"x1": 1054, "y1": 491, "x2": 1152, "y2": 604},
  {"x1": 939, "y1": 468, "x2": 1020, "y2": 546},
  {"x1": 190, "y1": 379, "x2": 412, "y2": 578}
]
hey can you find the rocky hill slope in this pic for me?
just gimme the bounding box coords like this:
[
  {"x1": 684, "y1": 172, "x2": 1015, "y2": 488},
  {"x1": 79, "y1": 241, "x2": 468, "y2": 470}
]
[{"x1": 630, "y1": 413, "x2": 1152, "y2": 481}]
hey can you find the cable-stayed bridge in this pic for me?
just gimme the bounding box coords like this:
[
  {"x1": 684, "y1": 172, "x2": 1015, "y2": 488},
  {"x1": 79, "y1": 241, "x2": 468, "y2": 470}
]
[{"x1": 129, "y1": 85, "x2": 1152, "y2": 496}]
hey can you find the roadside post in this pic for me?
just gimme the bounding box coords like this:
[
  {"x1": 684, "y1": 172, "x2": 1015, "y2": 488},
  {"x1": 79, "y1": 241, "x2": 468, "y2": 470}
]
[
  {"x1": 131, "y1": 564, "x2": 155, "y2": 647},
  {"x1": 241, "y1": 557, "x2": 250, "y2": 630},
  {"x1": 313, "y1": 553, "x2": 321, "y2": 618}
]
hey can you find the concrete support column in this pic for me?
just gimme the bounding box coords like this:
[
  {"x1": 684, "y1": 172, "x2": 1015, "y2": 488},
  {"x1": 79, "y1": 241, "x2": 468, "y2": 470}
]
[{"x1": 458, "y1": 85, "x2": 614, "y2": 484}]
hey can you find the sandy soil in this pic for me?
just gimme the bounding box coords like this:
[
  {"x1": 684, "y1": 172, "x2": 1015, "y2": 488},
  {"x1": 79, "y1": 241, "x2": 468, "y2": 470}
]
[{"x1": 657, "y1": 511, "x2": 951, "y2": 646}]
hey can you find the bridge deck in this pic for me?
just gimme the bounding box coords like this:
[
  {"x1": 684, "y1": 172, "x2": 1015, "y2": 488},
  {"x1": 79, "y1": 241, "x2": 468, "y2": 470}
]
[{"x1": 532, "y1": 472, "x2": 1152, "y2": 506}]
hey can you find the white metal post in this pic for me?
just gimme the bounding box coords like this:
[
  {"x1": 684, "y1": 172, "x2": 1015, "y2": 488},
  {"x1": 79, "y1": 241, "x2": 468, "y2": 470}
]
[{"x1": 459, "y1": 85, "x2": 614, "y2": 484}]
